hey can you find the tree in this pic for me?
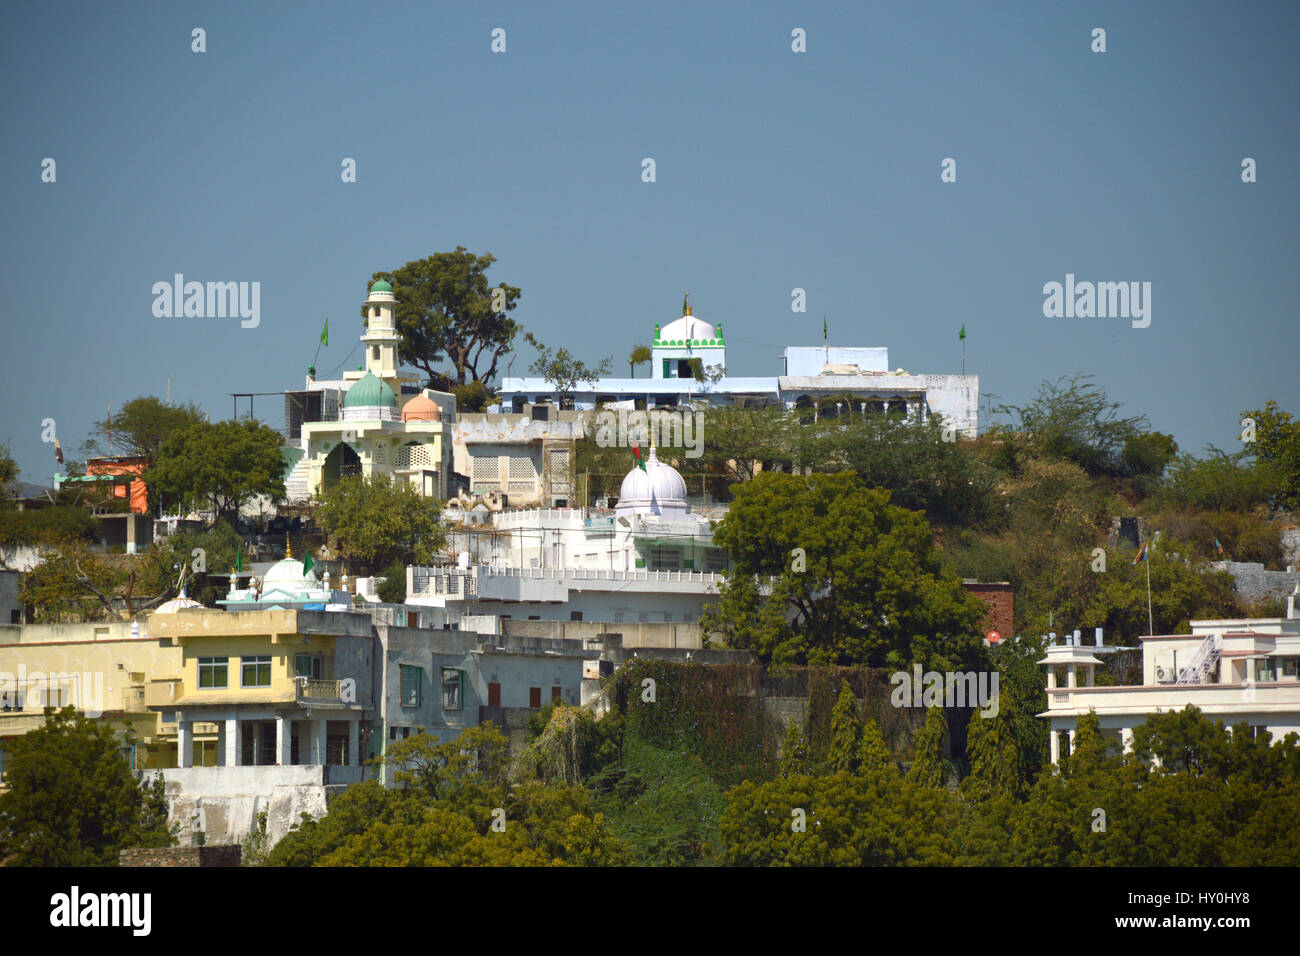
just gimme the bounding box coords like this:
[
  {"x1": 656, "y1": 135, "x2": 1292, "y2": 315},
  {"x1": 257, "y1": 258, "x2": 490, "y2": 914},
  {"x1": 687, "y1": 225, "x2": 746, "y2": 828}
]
[
  {"x1": 859, "y1": 717, "x2": 896, "y2": 775},
  {"x1": 524, "y1": 332, "x2": 612, "y2": 407},
  {"x1": 366, "y1": 249, "x2": 521, "y2": 388},
  {"x1": 1242, "y1": 399, "x2": 1300, "y2": 510},
  {"x1": 453, "y1": 380, "x2": 493, "y2": 413},
  {"x1": 999, "y1": 374, "x2": 1150, "y2": 477},
  {"x1": 962, "y1": 710, "x2": 1023, "y2": 800},
  {"x1": 702, "y1": 472, "x2": 986, "y2": 670},
  {"x1": 628, "y1": 344, "x2": 652, "y2": 378},
  {"x1": 1081, "y1": 537, "x2": 1240, "y2": 642},
  {"x1": 779, "y1": 720, "x2": 811, "y2": 778},
  {"x1": 907, "y1": 707, "x2": 948, "y2": 788},
  {"x1": 313, "y1": 474, "x2": 446, "y2": 573},
  {"x1": 377, "y1": 560, "x2": 407, "y2": 603},
  {"x1": 145, "y1": 419, "x2": 285, "y2": 523},
  {"x1": 83, "y1": 396, "x2": 207, "y2": 466},
  {"x1": 827, "y1": 681, "x2": 862, "y2": 773},
  {"x1": 0, "y1": 442, "x2": 17, "y2": 496},
  {"x1": 0, "y1": 707, "x2": 174, "y2": 865}
]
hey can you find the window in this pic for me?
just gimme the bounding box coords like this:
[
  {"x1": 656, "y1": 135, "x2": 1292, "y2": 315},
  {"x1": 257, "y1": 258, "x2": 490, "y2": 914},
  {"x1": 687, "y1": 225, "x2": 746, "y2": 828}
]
[
  {"x1": 570, "y1": 611, "x2": 583, "y2": 621},
  {"x1": 241, "y1": 656, "x2": 271, "y2": 687},
  {"x1": 488, "y1": 682, "x2": 501, "y2": 706},
  {"x1": 198, "y1": 657, "x2": 228, "y2": 689},
  {"x1": 295, "y1": 654, "x2": 323, "y2": 679},
  {"x1": 1284, "y1": 658, "x2": 1299, "y2": 679},
  {"x1": 372, "y1": 306, "x2": 379, "y2": 318},
  {"x1": 529, "y1": 687, "x2": 542, "y2": 709},
  {"x1": 551, "y1": 686, "x2": 562, "y2": 702},
  {"x1": 441, "y1": 668, "x2": 463, "y2": 711},
  {"x1": 372, "y1": 345, "x2": 380, "y2": 361},
  {"x1": 400, "y1": 665, "x2": 422, "y2": 708},
  {"x1": 1258, "y1": 657, "x2": 1279, "y2": 682}
]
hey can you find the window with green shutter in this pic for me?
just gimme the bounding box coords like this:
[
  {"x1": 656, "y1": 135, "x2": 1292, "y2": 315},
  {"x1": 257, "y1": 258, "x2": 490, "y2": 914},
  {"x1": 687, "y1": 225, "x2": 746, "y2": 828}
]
[
  {"x1": 241, "y1": 655, "x2": 271, "y2": 687},
  {"x1": 400, "y1": 665, "x2": 422, "y2": 708}
]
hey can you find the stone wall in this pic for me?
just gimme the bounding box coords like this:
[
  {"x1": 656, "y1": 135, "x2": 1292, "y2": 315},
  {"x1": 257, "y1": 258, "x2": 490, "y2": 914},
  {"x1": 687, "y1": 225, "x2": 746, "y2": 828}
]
[
  {"x1": 1209, "y1": 561, "x2": 1300, "y2": 606},
  {"x1": 119, "y1": 845, "x2": 241, "y2": 867}
]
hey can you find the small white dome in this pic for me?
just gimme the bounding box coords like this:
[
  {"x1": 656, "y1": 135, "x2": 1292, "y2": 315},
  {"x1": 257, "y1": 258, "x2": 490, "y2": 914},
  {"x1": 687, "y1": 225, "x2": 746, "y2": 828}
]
[
  {"x1": 659, "y1": 314, "x2": 716, "y2": 343},
  {"x1": 617, "y1": 447, "x2": 689, "y2": 518},
  {"x1": 156, "y1": 589, "x2": 203, "y2": 614}
]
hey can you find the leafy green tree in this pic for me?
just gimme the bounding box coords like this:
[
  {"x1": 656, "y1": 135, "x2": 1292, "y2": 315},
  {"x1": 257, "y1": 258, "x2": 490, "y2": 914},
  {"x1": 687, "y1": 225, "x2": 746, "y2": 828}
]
[
  {"x1": 376, "y1": 560, "x2": 407, "y2": 603},
  {"x1": 0, "y1": 442, "x2": 17, "y2": 496},
  {"x1": 83, "y1": 396, "x2": 207, "y2": 466},
  {"x1": 810, "y1": 415, "x2": 994, "y2": 526},
  {"x1": 703, "y1": 472, "x2": 986, "y2": 670},
  {"x1": 0, "y1": 708, "x2": 174, "y2": 865},
  {"x1": 1158, "y1": 448, "x2": 1273, "y2": 513},
  {"x1": 1242, "y1": 399, "x2": 1300, "y2": 510},
  {"x1": 858, "y1": 717, "x2": 896, "y2": 775},
  {"x1": 720, "y1": 771, "x2": 961, "y2": 866},
  {"x1": 314, "y1": 474, "x2": 446, "y2": 573},
  {"x1": 145, "y1": 419, "x2": 285, "y2": 523},
  {"x1": 366, "y1": 249, "x2": 522, "y2": 388},
  {"x1": 779, "y1": 720, "x2": 812, "y2": 778},
  {"x1": 827, "y1": 681, "x2": 862, "y2": 773},
  {"x1": 452, "y1": 380, "x2": 493, "y2": 413},
  {"x1": 524, "y1": 332, "x2": 612, "y2": 407},
  {"x1": 962, "y1": 710, "x2": 1023, "y2": 800},
  {"x1": 907, "y1": 707, "x2": 948, "y2": 788},
  {"x1": 0, "y1": 505, "x2": 98, "y2": 548},
  {"x1": 1081, "y1": 538, "x2": 1241, "y2": 641},
  {"x1": 999, "y1": 374, "x2": 1150, "y2": 477},
  {"x1": 627, "y1": 344, "x2": 652, "y2": 378}
]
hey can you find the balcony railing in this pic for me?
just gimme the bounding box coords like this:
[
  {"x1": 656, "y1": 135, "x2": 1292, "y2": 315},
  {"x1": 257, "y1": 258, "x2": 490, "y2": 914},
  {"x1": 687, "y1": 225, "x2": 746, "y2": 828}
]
[{"x1": 296, "y1": 677, "x2": 343, "y2": 701}]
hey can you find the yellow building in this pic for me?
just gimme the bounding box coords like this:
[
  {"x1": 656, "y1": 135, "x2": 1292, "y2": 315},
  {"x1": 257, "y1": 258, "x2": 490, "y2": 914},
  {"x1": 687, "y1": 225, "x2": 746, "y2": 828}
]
[
  {"x1": 0, "y1": 618, "x2": 183, "y2": 773},
  {"x1": 147, "y1": 605, "x2": 372, "y2": 770}
]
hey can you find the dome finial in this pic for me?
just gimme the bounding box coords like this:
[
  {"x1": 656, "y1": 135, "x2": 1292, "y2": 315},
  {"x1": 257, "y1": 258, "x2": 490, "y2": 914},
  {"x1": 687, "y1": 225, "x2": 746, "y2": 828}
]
[
  {"x1": 683, "y1": 291, "x2": 691, "y2": 316},
  {"x1": 285, "y1": 533, "x2": 292, "y2": 560}
]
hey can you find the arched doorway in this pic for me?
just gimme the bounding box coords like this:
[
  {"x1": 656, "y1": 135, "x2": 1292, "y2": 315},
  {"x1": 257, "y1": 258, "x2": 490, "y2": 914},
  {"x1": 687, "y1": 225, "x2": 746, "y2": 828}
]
[{"x1": 322, "y1": 442, "x2": 362, "y2": 491}]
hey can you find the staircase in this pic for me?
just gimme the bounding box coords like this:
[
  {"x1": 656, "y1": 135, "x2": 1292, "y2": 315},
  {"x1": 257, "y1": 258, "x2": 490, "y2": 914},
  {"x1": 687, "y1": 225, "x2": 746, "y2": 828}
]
[
  {"x1": 1175, "y1": 634, "x2": 1222, "y2": 685},
  {"x1": 283, "y1": 454, "x2": 313, "y2": 503}
]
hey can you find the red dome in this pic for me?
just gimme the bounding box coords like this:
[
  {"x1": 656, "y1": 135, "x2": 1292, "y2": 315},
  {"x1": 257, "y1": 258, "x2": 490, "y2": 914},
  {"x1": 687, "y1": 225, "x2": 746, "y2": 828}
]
[{"x1": 401, "y1": 394, "x2": 442, "y2": 422}]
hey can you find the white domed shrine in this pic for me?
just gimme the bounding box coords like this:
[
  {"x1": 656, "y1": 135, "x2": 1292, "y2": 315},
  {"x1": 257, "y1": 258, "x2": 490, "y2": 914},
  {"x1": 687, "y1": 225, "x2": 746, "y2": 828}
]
[{"x1": 616, "y1": 446, "x2": 690, "y2": 519}]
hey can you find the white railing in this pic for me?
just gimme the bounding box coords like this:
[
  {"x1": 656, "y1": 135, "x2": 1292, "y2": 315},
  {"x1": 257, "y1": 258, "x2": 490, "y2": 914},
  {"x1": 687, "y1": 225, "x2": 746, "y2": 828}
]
[
  {"x1": 1176, "y1": 634, "x2": 1223, "y2": 685},
  {"x1": 407, "y1": 563, "x2": 727, "y2": 597},
  {"x1": 494, "y1": 508, "x2": 586, "y2": 526}
]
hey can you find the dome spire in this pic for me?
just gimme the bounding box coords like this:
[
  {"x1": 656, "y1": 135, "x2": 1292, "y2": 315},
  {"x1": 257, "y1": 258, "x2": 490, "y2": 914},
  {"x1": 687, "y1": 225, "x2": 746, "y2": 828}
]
[
  {"x1": 682, "y1": 291, "x2": 691, "y2": 316},
  {"x1": 285, "y1": 533, "x2": 292, "y2": 560}
]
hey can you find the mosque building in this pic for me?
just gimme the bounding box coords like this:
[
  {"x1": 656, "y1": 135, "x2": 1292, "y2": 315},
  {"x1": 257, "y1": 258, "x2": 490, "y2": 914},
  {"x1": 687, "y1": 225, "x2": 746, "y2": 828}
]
[
  {"x1": 496, "y1": 295, "x2": 980, "y2": 438},
  {"x1": 408, "y1": 439, "x2": 727, "y2": 625},
  {"x1": 280, "y1": 281, "x2": 457, "y2": 503}
]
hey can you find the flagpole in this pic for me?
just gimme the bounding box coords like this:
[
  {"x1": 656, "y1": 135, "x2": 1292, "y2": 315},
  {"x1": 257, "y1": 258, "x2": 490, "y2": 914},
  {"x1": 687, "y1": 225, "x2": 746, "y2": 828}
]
[{"x1": 1146, "y1": 556, "x2": 1153, "y2": 637}]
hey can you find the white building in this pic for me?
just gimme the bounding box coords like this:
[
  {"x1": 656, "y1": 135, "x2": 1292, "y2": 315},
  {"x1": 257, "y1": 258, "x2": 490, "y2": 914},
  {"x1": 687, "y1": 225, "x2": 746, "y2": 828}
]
[
  {"x1": 409, "y1": 447, "x2": 727, "y2": 624},
  {"x1": 497, "y1": 296, "x2": 979, "y2": 437},
  {"x1": 1040, "y1": 592, "x2": 1300, "y2": 763}
]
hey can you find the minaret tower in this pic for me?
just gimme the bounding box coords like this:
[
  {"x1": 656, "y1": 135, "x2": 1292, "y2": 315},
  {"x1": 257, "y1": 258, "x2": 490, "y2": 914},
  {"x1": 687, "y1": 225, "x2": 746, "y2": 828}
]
[{"x1": 361, "y1": 279, "x2": 401, "y2": 392}]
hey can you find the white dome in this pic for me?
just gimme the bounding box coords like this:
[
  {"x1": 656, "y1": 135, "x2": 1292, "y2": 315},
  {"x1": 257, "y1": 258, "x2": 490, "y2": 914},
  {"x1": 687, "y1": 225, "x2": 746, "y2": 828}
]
[
  {"x1": 659, "y1": 314, "x2": 716, "y2": 343},
  {"x1": 617, "y1": 447, "x2": 689, "y2": 518},
  {"x1": 156, "y1": 589, "x2": 203, "y2": 614},
  {"x1": 262, "y1": 558, "x2": 317, "y2": 590}
]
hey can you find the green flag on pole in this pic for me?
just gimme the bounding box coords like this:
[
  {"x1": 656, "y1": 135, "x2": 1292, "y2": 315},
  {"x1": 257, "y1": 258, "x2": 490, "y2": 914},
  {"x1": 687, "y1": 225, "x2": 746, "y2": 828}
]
[
  {"x1": 959, "y1": 324, "x2": 966, "y2": 341},
  {"x1": 235, "y1": 546, "x2": 243, "y2": 573},
  {"x1": 823, "y1": 317, "x2": 827, "y2": 342},
  {"x1": 320, "y1": 319, "x2": 329, "y2": 346},
  {"x1": 303, "y1": 552, "x2": 315, "y2": 575}
]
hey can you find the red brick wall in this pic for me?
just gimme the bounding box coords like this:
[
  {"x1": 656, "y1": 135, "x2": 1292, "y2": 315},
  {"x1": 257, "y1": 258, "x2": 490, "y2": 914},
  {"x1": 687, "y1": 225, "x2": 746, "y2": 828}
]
[{"x1": 961, "y1": 581, "x2": 1014, "y2": 640}]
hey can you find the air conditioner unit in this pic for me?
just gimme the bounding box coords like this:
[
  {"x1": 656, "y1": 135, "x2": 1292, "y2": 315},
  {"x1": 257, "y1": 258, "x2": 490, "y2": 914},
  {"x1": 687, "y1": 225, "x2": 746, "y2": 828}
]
[{"x1": 1155, "y1": 665, "x2": 1176, "y2": 684}]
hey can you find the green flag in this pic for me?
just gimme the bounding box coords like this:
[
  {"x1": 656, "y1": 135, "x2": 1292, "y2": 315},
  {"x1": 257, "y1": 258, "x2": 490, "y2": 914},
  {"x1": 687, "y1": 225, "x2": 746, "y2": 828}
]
[
  {"x1": 303, "y1": 552, "x2": 315, "y2": 575},
  {"x1": 320, "y1": 318, "x2": 329, "y2": 346},
  {"x1": 235, "y1": 546, "x2": 243, "y2": 573},
  {"x1": 632, "y1": 445, "x2": 648, "y2": 472},
  {"x1": 959, "y1": 324, "x2": 966, "y2": 341},
  {"x1": 823, "y1": 317, "x2": 827, "y2": 342}
]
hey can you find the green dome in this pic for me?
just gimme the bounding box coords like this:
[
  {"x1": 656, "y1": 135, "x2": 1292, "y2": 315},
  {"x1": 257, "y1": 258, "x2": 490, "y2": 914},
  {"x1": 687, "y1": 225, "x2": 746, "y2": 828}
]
[
  {"x1": 344, "y1": 371, "x2": 396, "y2": 408},
  {"x1": 369, "y1": 279, "x2": 393, "y2": 293}
]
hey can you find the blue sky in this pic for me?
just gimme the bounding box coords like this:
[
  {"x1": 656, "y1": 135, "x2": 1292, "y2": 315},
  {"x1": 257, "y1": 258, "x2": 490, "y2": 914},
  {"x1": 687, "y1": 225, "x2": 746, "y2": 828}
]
[{"x1": 2, "y1": 0, "x2": 1297, "y2": 482}]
